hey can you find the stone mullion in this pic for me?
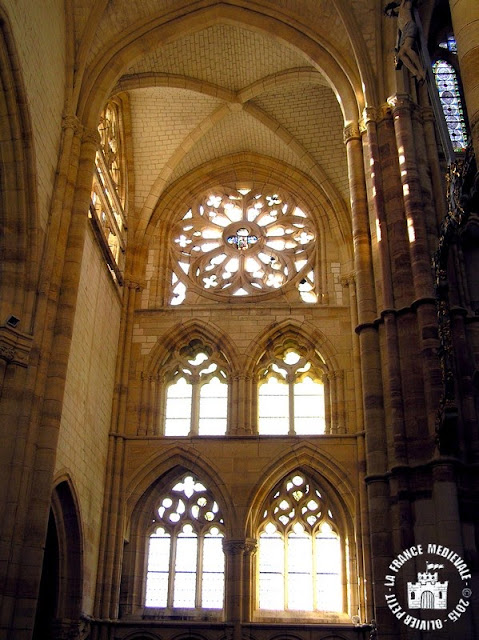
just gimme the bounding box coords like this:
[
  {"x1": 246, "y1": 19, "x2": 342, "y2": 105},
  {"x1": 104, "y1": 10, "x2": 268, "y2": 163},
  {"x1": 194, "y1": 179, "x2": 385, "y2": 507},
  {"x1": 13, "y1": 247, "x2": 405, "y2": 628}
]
[
  {"x1": 336, "y1": 370, "x2": 346, "y2": 434},
  {"x1": 329, "y1": 372, "x2": 339, "y2": 434},
  {"x1": 190, "y1": 377, "x2": 200, "y2": 436},
  {"x1": 323, "y1": 373, "x2": 332, "y2": 434},
  {"x1": 449, "y1": 0, "x2": 479, "y2": 160},
  {"x1": 153, "y1": 376, "x2": 163, "y2": 436},
  {"x1": 288, "y1": 378, "x2": 295, "y2": 435}
]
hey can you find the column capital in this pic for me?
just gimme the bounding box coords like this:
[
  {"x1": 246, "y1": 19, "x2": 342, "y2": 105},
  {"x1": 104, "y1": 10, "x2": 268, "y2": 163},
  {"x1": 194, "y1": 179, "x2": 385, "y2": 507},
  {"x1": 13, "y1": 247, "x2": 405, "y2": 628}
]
[
  {"x1": 223, "y1": 538, "x2": 257, "y2": 556},
  {"x1": 341, "y1": 272, "x2": 356, "y2": 288},
  {"x1": 361, "y1": 106, "x2": 379, "y2": 127},
  {"x1": 343, "y1": 121, "x2": 362, "y2": 144},
  {"x1": 82, "y1": 126, "x2": 101, "y2": 147},
  {"x1": 62, "y1": 113, "x2": 83, "y2": 136},
  {"x1": 387, "y1": 93, "x2": 413, "y2": 115}
]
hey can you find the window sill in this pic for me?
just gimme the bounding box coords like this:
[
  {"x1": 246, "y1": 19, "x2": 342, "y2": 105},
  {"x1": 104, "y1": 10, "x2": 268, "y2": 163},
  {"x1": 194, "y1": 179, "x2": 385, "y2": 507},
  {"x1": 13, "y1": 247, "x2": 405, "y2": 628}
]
[
  {"x1": 253, "y1": 610, "x2": 350, "y2": 624},
  {"x1": 142, "y1": 608, "x2": 224, "y2": 622}
]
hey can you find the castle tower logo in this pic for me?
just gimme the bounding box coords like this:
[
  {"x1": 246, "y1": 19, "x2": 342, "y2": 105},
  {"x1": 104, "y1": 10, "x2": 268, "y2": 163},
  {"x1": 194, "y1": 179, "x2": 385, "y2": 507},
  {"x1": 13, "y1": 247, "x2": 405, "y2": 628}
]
[
  {"x1": 383, "y1": 544, "x2": 472, "y2": 631},
  {"x1": 407, "y1": 563, "x2": 447, "y2": 610}
]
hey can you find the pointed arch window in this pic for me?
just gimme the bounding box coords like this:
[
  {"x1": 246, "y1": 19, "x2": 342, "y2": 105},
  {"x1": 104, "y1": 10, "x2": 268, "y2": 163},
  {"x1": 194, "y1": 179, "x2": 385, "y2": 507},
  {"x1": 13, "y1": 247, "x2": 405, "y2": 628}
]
[
  {"x1": 163, "y1": 339, "x2": 229, "y2": 436},
  {"x1": 90, "y1": 99, "x2": 127, "y2": 284},
  {"x1": 257, "y1": 342, "x2": 326, "y2": 435},
  {"x1": 145, "y1": 473, "x2": 225, "y2": 610},
  {"x1": 432, "y1": 57, "x2": 468, "y2": 152},
  {"x1": 257, "y1": 471, "x2": 343, "y2": 612}
]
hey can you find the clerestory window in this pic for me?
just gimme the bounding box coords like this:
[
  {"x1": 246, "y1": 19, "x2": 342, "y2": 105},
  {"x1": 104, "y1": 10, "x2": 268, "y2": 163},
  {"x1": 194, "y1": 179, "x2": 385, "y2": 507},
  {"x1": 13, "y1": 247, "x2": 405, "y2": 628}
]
[
  {"x1": 145, "y1": 473, "x2": 225, "y2": 610},
  {"x1": 432, "y1": 50, "x2": 468, "y2": 152},
  {"x1": 170, "y1": 186, "x2": 318, "y2": 305},
  {"x1": 90, "y1": 100, "x2": 127, "y2": 284},
  {"x1": 163, "y1": 339, "x2": 228, "y2": 436},
  {"x1": 257, "y1": 471, "x2": 342, "y2": 613},
  {"x1": 257, "y1": 344, "x2": 326, "y2": 435}
]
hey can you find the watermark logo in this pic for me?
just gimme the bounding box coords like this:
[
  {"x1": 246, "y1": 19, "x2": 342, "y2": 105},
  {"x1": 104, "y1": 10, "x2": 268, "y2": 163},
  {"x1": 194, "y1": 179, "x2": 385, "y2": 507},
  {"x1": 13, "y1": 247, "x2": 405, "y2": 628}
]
[{"x1": 384, "y1": 544, "x2": 472, "y2": 631}]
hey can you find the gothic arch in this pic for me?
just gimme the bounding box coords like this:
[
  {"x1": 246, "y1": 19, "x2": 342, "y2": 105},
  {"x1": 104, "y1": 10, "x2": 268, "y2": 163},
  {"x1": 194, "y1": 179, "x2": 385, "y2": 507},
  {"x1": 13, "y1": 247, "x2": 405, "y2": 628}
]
[
  {"x1": 244, "y1": 318, "x2": 341, "y2": 378},
  {"x1": 135, "y1": 132, "x2": 350, "y2": 253},
  {"x1": 77, "y1": 4, "x2": 362, "y2": 129},
  {"x1": 121, "y1": 459, "x2": 233, "y2": 615},
  {"x1": 125, "y1": 449, "x2": 234, "y2": 533},
  {"x1": 136, "y1": 152, "x2": 352, "y2": 283},
  {"x1": 144, "y1": 319, "x2": 238, "y2": 379},
  {"x1": 244, "y1": 442, "x2": 356, "y2": 539},
  {"x1": 49, "y1": 475, "x2": 84, "y2": 624},
  {"x1": 0, "y1": 7, "x2": 39, "y2": 327}
]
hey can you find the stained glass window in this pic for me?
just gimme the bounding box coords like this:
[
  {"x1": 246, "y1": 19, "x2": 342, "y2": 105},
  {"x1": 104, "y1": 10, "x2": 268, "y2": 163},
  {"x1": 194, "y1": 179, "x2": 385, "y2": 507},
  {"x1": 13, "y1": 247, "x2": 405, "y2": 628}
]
[
  {"x1": 145, "y1": 474, "x2": 225, "y2": 610},
  {"x1": 170, "y1": 187, "x2": 317, "y2": 304},
  {"x1": 258, "y1": 346, "x2": 325, "y2": 435},
  {"x1": 258, "y1": 472, "x2": 342, "y2": 612},
  {"x1": 90, "y1": 100, "x2": 127, "y2": 283},
  {"x1": 433, "y1": 59, "x2": 467, "y2": 152},
  {"x1": 163, "y1": 339, "x2": 228, "y2": 436}
]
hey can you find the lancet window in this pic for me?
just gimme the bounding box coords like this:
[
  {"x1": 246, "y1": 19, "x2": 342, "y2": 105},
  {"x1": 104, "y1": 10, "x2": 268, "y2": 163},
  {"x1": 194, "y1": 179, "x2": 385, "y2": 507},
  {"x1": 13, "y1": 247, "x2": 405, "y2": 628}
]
[
  {"x1": 169, "y1": 186, "x2": 318, "y2": 305},
  {"x1": 257, "y1": 341, "x2": 326, "y2": 435},
  {"x1": 90, "y1": 99, "x2": 127, "y2": 283},
  {"x1": 432, "y1": 41, "x2": 468, "y2": 152},
  {"x1": 145, "y1": 473, "x2": 225, "y2": 610},
  {"x1": 162, "y1": 339, "x2": 229, "y2": 436},
  {"x1": 257, "y1": 471, "x2": 342, "y2": 612}
]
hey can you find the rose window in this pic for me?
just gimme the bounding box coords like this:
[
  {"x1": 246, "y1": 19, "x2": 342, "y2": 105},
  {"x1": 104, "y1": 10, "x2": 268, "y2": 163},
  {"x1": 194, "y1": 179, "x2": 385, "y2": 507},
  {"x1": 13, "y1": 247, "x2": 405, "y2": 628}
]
[{"x1": 170, "y1": 188, "x2": 317, "y2": 304}]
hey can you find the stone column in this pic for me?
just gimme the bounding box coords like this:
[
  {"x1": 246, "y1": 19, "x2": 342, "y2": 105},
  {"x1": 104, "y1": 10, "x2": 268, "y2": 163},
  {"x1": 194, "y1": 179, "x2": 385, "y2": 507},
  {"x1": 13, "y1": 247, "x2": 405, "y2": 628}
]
[
  {"x1": 2, "y1": 123, "x2": 98, "y2": 640},
  {"x1": 341, "y1": 274, "x2": 364, "y2": 432},
  {"x1": 95, "y1": 280, "x2": 141, "y2": 620},
  {"x1": 389, "y1": 94, "x2": 442, "y2": 440},
  {"x1": 344, "y1": 122, "x2": 386, "y2": 473},
  {"x1": 449, "y1": 0, "x2": 479, "y2": 159},
  {"x1": 344, "y1": 121, "x2": 392, "y2": 634},
  {"x1": 223, "y1": 539, "x2": 256, "y2": 640}
]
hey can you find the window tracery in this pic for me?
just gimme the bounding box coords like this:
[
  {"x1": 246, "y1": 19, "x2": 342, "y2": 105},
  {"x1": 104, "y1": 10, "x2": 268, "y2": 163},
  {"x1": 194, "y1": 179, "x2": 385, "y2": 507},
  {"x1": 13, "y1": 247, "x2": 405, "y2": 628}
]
[
  {"x1": 163, "y1": 339, "x2": 229, "y2": 436},
  {"x1": 257, "y1": 471, "x2": 342, "y2": 612},
  {"x1": 432, "y1": 54, "x2": 468, "y2": 152},
  {"x1": 90, "y1": 100, "x2": 127, "y2": 283},
  {"x1": 145, "y1": 473, "x2": 225, "y2": 610},
  {"x1": 257, "y1": 341, "x2": 326, "y2": 435},
  {"x1": 170, "y1": 187, "x2": 318, "y2": 304}
]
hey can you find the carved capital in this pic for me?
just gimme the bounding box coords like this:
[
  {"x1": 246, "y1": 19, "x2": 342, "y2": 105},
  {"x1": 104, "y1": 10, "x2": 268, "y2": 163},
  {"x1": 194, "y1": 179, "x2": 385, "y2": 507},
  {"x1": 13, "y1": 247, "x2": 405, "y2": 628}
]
[
  {"x1": 387, "y1": 93, "x2": 412, "y2": 116},
  {"x1": 62, "y1": 113, "x2": 83, "y2": 136},
  {"x1": 82, "y1": 126, "x2": 101, "y2": 147},
  {"x1": 341, "y1": 272, "x2": 356, "y2": 288},
  {"x1": 223, "y1": 538, "x2": 257, "y2": 556},
  {"x1": 0, "y1": 326, "x2": 32, "y2": 367},
  {"x1": 343, "y1": 121, "x2": 362, "y2": 144},
  {"x1": 124, "y1": 279, "x2": 144, "y2": 292},
  {"x1": 361, "y1": 106, "x2": 378, "y2": 128}
]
